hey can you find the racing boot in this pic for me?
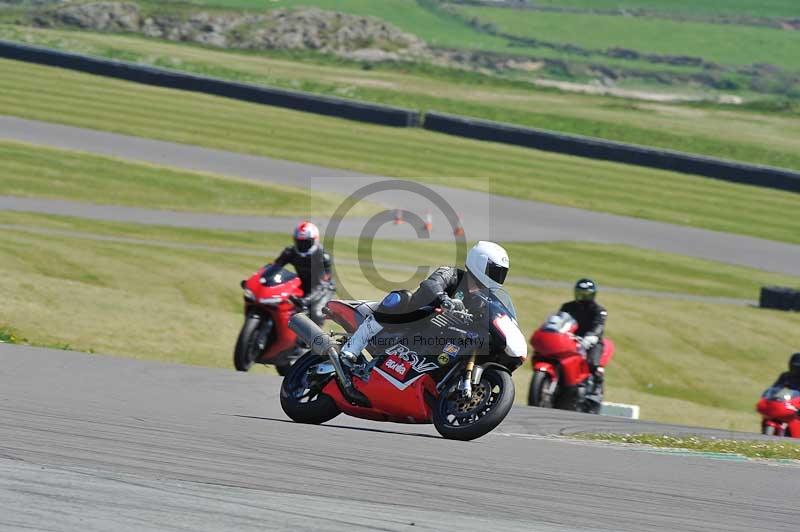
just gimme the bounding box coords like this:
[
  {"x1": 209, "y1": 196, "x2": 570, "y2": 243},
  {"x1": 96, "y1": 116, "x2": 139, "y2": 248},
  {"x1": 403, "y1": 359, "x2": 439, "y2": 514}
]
[{"x1": 340, "y1": 314, "x2": 383, "y2": 366}]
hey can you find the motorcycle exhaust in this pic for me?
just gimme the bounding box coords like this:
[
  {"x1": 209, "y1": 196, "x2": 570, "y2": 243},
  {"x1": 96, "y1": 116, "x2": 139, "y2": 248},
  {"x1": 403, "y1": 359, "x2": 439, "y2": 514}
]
[
  {"x1": 288, "y1": 314, "x2": 369, "y2": 407},
  {"x1": 288, "y1": 313, "x2": 332, "y2": 356}
]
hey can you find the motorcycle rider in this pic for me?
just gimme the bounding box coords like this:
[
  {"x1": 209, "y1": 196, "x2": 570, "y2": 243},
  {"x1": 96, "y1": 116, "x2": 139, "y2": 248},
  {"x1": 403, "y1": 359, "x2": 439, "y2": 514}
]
[
  {"x1": 340, "y1": 241, "x2": 512, "y2": 364},
  {"x1": 559, "y1": 279, "x2": 608, "y2": 385},
  {"x1": 770, "y1": 352, "x2": 800, "y2": 390},
  {"x1": 273, "y1": 221, "x2": 334, "y2": 326}
]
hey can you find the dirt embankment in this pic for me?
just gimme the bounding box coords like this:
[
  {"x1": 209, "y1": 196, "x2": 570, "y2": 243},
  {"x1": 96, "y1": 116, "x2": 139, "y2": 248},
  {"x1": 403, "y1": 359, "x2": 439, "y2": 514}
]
[{"x1": 31, "y1": 2, "x2": 428, "y2": 61}]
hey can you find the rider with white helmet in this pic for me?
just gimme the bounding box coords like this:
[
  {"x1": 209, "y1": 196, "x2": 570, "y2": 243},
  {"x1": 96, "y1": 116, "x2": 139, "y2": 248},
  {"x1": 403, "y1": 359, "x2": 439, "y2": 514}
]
[{"x1": 341, "y1": 241, "x2": 512, "y2": 362}]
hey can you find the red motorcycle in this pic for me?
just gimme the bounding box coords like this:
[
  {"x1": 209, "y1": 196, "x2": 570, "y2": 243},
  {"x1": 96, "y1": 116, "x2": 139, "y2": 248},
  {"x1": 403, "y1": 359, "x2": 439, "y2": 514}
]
[
  {"x1": 757, "y1": 386, "x2": 800, "y2": 437},
  {"x1": 527, "y1": 312, "x2": 614, "y2": 414},
  {"x1": 280, "y1": 289, "x2": 528, "y2": 441},
  {"x1": 234, "y1": 263, "x2": 305, "y2": 375}
]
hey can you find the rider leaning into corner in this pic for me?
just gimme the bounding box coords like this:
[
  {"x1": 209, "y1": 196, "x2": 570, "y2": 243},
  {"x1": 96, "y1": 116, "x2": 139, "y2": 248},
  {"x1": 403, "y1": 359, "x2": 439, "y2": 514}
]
[
  {"x1": 340, "y1": 240, "x2": 522, "y2": 367},
  {"x1": 559, "y1": 278, "x2": 608, "y2": 386},
  {"x1": 274, "y1": 221, "x2": 335, "y2": 326}
]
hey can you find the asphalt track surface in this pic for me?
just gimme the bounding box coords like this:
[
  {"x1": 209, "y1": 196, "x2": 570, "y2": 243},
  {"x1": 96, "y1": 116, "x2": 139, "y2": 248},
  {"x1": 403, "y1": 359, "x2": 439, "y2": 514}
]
[
  {"x1": 2, "y1": 116, "x2": 800, "y2": 276},
  {"x1": 2, "y1": 344, "x2": 798, "y2": 532}
]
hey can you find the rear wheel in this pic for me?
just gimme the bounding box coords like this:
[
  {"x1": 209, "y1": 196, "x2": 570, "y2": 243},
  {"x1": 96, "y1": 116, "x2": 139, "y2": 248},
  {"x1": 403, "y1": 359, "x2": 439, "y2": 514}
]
[
  {"x1": 433, "y1": 367, "x2": 515, "y2": 441},
  {"x1": 529, "y1": 371, "x2": 555, "y2": 408},
  {"x1": 280, "y1": 352, "x2": 340, "y2": 424},
  {"x1": 233, "y1": 316, "x2": 272, "y2": 372}
]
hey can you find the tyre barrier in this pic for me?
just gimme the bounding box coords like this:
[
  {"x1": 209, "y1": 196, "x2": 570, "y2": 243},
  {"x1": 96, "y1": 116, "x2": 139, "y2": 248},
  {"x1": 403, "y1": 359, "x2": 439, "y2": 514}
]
[
  {"x1": 760, "y1": 286, "x2": 800, "y2": 311},
  {"x1": 0, "y1": 40, "x2": 420, "y2": 128},
  {"x1": 423, "y1": 112, "x2": 800, "y2": 194}
]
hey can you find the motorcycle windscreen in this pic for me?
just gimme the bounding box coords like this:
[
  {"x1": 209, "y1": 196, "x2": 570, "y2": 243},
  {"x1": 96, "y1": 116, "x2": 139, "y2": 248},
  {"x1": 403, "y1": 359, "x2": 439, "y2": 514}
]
[
  {"x1": 261, "y1": 264, "x2": 297, "y2": 287},
  {"x1": 762, "y1": 386, "x2": 800, "y2": 401}
]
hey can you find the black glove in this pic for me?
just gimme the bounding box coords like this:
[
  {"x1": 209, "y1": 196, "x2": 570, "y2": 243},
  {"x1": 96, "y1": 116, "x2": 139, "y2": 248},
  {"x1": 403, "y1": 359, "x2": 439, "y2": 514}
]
[{"x1": 440, "y1": 294, "x2": 465, "y2": 312}]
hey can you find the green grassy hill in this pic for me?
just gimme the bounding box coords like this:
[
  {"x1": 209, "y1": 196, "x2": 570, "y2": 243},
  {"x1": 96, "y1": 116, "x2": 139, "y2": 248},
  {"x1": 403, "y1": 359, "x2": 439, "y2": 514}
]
[
  {"x1": 3, "y1": 58, "x2": 800, "y2": 244},
  {"x1": 4, "y1": 0, "x2": 800, "y2": 171}
]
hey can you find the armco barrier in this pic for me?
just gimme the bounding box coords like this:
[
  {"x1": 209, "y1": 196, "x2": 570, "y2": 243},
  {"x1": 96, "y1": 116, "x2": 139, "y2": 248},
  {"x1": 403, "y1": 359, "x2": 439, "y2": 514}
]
[
  {"x1": 0, "y1": 40, "x2": 420, "y2": 128},
  {"x1": 424, "y1": 112, "x2": 800, "y2": 193},
  {"x1": 760, "y1": 286, "x2": 800, "y2": 311}
]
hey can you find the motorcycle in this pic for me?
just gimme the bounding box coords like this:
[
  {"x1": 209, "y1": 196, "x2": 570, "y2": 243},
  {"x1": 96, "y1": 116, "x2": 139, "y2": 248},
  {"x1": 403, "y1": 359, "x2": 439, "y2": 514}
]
[
  {"x1": 527, "y1": 312, "x2": 615, "y2": 414},
  {"x1": 234, "y1": 263, "x2": 306, "y2": 375},
  {"x1": 280, "y1": 289, "x2": 528, "y2": 441},
  {"x1": 756, "y1": 386, "x2": 800, "y2": 437}
]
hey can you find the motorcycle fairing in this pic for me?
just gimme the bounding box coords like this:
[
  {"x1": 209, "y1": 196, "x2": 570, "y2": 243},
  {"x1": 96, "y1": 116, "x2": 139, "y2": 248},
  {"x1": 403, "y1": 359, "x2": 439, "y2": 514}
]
[
  {"x1": 325, "y1": 300, "x2": 377, "y2": 333},
  {"x1": 321, "y1": 372, "x2": 437, "y2": 423},
  {"x1": 242, "y1": 265, "x2": 304, "y2": 363},
  {"x1": 493, "y1": 314, "x2": 527, "y2": 359},
  {"x1": 598, "y1": 338, "x2": 615, "y2": 367}
]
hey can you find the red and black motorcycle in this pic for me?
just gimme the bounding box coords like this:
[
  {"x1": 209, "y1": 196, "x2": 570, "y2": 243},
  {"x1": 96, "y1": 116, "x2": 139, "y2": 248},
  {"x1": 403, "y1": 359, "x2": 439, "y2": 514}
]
[
  {"x1": 234, "y1": 263, "x2": 306, "y2": 375},
  {"x1": 757, "y1": 386, "x2": 800, "y2": 437},
  {"x1": 527, "y1": 312, "x2": 614, "y2": 414},
  {"x1": 280, "y1": 289, "x2": 528, "y2": 441}
]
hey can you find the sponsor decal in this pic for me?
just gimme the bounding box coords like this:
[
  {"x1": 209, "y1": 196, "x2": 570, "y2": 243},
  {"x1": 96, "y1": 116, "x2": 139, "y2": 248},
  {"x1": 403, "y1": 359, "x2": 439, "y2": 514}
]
[
  {"x1": 382, "y1": 354, "x2": 412, "y2": 379},
  {"x1": 443, "y1": 343, "x2": 460, "y2": 355},
  {"x1": 383, "y1": 344, "x2": 440, "y2": 374},
  {"x1": 437, "y1": 353, "x2": 451, "y2": 366}
]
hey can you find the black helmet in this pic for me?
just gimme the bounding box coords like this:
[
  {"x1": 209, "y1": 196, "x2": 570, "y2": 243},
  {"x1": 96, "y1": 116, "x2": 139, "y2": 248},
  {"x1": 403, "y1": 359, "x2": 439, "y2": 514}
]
[
  {"x1": 790, "y1": 352, "x2": 800, "y2": 374},
  {"x1": 574, "y1": 278, "x2": 597, "y2": 303}
]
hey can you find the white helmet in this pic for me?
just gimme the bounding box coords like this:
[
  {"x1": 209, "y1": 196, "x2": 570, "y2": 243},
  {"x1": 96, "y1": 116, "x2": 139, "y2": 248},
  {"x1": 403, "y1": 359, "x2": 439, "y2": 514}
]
[{"x1": 466, "y1": 241, "x2": 509, "y2": 290}]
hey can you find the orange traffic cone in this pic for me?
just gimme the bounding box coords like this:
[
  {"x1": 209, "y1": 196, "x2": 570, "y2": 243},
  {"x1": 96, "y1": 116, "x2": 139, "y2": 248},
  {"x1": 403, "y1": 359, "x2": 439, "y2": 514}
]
[
  {"x1": 423, "y1": 212, "x2": 433, "y2": 234},
  {"x1": 454, "y1": 216, "x2": 464, "y2": 237},
  {"x1": 393, "y1": 208, "x2": 404, "y2": 225}
]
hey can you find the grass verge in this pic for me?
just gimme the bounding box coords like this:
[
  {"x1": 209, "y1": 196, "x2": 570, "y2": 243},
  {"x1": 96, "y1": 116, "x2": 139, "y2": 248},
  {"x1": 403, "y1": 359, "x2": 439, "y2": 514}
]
[
  {"x1": 0, "y1": 139, "x2": 373, "y2": 216},
  {"x1": 3, "y1": 211, "x2": 798, "y2": 299},
  {"x1": 576, "y1": 433, "x2": 800, "y2": 460},
  {"x1": 2, "y1": 213, "x2": 800, "y2": 430},
  {"x1": 2, "y1": 59, "x2": 800, "y2": 244},
  {"x1": 459, "y1": 5, "x2": 800, "y2": 70}
]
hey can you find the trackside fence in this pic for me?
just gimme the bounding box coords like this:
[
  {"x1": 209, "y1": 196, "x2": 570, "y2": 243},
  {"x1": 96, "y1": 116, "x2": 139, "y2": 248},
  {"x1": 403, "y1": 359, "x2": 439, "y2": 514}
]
[
  {"x1": 423, "y1": 112, "x2": 800, "y2": 193},
  {"x1": 3, "y1": 40, "x2": 800, "y2": 193}
]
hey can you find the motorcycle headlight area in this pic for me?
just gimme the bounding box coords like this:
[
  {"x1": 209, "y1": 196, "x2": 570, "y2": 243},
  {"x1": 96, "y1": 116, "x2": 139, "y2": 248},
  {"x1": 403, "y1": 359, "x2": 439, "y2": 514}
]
[{"x1": 242, "y1": 288, "x2": 256, "y2": 301}]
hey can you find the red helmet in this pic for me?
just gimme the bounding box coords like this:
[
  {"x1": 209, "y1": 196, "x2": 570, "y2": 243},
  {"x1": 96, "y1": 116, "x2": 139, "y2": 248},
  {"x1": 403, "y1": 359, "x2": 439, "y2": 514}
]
[{"x1": 293, "y1": 221, "x2": 320, "y2": 256}]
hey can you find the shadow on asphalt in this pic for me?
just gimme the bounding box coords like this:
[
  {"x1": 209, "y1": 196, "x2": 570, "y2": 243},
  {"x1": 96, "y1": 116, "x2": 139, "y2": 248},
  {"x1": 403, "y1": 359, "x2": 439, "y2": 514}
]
[{"x1": 228, "y1": 414, "x2": 443, "y2": 440}]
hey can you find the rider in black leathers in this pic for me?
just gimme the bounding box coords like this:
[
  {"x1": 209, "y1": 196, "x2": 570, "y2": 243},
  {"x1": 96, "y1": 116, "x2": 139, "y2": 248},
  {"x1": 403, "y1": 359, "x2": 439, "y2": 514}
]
[
  {"x1": 274, "y1": 222, "x2": 334, "y2": 326},
  {"x1": 560, "y1": 278, "x2": 608, "y2": 383},
  {"x1": 771, "y1": 352, "x2": 800, "y2": 390},
  {"x1": 341, "y1": 241, "x2": 512, "y2": 363}
]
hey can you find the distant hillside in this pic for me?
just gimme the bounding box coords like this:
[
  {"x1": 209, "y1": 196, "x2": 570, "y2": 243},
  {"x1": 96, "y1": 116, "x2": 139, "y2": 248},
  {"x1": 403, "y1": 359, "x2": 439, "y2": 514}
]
[{"x1": 4, "y1": 0, "x2": 800, "y2": 101}]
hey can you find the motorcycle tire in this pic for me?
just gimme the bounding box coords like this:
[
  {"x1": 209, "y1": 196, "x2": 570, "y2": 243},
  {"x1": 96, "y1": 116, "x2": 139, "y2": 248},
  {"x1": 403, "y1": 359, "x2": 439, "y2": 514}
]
[
  {"x1": 275, "y1": 361, "x2": 293, "y2": 377},
  {"x1": 280, "y1": 352, "x2": 340, "y2": 425},
  {"x1": 433, "y1": 367, "x2": 515, "y2": 441},
  {"x1": 529, "y1": 371, "x2": 555, "y2": 408},
  {"x1": 762, "y1": 424, "x2": 776, "y2": 436},
  {"x1": 233, "y1": 316, "x2": 271, "y2": 372}
]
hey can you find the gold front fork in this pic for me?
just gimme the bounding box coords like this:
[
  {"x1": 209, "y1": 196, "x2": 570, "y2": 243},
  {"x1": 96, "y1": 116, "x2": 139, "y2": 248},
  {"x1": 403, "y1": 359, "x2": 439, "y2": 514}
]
[{"x1": 458, "y1": 353, "x2": 477, "y2": 398}]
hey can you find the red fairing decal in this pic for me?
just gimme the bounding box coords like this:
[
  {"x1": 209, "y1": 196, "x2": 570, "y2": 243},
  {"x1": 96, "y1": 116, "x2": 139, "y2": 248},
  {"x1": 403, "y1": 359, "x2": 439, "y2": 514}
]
[{"x1": 381, "y1": 355, "x2": 412, "y2": 381}]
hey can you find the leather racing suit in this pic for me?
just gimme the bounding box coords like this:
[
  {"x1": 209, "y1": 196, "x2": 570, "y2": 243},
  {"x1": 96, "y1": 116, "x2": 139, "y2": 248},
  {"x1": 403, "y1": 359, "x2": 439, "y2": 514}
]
[
  {"x1": 274, "y1": 245, "x2": 334, "y2": 326},
  {"x1": 559, "y1": 300, "x2": 608, "y2": 370}
]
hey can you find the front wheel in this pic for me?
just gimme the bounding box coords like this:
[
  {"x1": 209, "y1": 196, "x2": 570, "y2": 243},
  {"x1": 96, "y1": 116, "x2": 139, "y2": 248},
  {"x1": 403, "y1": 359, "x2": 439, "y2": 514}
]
[
  {"x1": 529, "y1": 371, "x2": 555, "y2": 408},
  {"x1": 233, "y1": 316, "x2": 272, "y2": 372},
  {"x1": 433, "y1": 367, "x2": 515, "y2": 441},
  {"x1": 762, "y1": 423, "x2": 777, "y2": 436},
  {"x1": 280, "y1": 352, "x2": 340, "y2": 424}
]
